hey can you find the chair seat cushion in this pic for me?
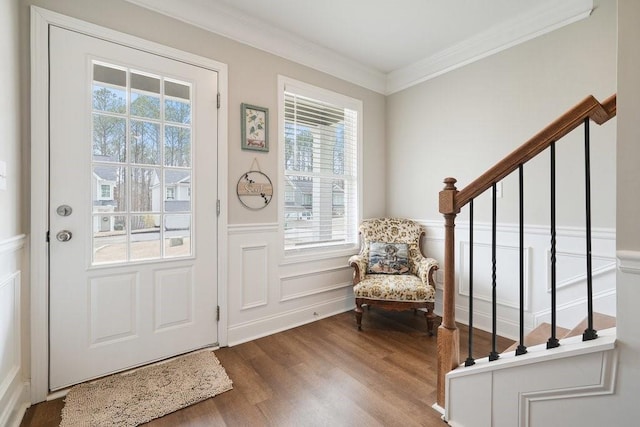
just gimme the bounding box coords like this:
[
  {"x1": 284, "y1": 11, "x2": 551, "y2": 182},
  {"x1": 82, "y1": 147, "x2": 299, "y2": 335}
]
[{"x1": 354, "y1": 274, "x2": 435, "y2": 302}]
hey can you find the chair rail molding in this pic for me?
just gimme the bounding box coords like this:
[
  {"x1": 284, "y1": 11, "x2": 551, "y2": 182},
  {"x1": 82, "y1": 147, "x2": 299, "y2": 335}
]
[{"x1": 617, "y1": 250, "x2": 640, "y2": 275}]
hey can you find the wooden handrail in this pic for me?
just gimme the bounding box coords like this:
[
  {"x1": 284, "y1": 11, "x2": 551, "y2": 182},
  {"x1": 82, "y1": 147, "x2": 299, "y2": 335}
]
[
  {"x1": 440, "y1": 94, "x2": 617, "y2": 214},
  {"x1": 435, "y1": 94, "x2": 616, "y2": 408}
]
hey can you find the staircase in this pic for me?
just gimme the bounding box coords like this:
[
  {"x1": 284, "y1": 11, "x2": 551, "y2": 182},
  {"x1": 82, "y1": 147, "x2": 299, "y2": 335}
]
[
  {"x1": 503, "y1": 313, "x2": 616, "y2": 353},
  {"x1": 435, "y1": 94, "x2": 618, "y2": 426}
]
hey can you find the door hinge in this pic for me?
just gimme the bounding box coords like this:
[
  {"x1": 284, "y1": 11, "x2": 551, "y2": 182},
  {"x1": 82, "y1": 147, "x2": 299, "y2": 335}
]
[
  {"x1": 216, "y1": 199, "x2": 220, "y2": 216},
  {"x1": 216, "y1": 305, "x2": 220, "y2": 322},
  {"x1": 46, "y1": 230, "x2": 50, "y2": 242},
  {"x1": 216, "y1": 93, "x2": 220, "y2": 109}
]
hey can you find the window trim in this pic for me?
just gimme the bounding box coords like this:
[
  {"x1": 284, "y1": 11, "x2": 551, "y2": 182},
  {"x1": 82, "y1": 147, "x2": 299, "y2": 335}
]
[{"x1": 277, "y1": 75, "x2": 363, "y2": 261}]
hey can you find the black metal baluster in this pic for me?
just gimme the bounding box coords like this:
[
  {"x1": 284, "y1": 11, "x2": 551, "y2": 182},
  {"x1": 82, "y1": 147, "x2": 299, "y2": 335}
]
[
  {"x1": 465, "y1": 199, "x2": 475, "y2": 367},
  {"x1": 489, "y1": 183, "x2": 499, "y2": 361},
  {"x1": 516, "y1": 165, "x2": 527, "y2": 356},
  {"x1": 583, "y1": 117, "x2": 598, "y2": 341},
  {"x1": 547, "y1": 142, "x2": 560, "y2": 349}
]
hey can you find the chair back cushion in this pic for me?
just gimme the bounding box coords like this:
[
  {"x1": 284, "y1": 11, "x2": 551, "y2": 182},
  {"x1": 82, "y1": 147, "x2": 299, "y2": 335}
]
[{"x1": 359, "y1": 218, "x2": 424, "y2": 275}]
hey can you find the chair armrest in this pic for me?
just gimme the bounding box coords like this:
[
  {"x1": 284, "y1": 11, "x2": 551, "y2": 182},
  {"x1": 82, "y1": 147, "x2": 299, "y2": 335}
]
[
  {"x1": 417, "y1": 257, "x2": 439, "y2": 287},
  {"x1": 349, "y1": 254, "x2": 367, "y2": 284}
]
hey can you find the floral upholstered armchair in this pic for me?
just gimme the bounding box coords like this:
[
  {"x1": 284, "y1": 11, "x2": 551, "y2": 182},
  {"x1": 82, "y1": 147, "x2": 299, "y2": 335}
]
[{"x1": 348, "y1": 218, "x2": 439, "y2": 335}]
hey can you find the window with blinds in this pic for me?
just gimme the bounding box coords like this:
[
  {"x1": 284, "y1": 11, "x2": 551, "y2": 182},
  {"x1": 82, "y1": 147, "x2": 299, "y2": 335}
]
[{"x1": 280, "y1": 77, "x2": 361, "y2": 253}]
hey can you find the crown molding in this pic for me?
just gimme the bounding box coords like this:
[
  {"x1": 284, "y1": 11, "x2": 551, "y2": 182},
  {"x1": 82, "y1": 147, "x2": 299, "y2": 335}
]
[
  {"x1": 125, "y1": 0, "x2": 593, "y2": 96},
  {"x1": 386, "y1": 0, "x2": 593, "y2": 94},
  {"x1": 125, "y1": 0, "x2": 387, "y2": 93}
]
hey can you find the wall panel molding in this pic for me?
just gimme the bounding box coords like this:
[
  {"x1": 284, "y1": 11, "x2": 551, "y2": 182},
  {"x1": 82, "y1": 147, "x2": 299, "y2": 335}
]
[
  {"x1": 240, "y1": 244, "x2": 269, "y2": 310},
  {"x1": 0, "y1": 237, "x2": 28, "y2": 427},
  {"x1": 617, "y1": 250, "x2": 640, "y2": 275},
  {"x1": 546, "y1": 250, "x2": 616, "y2": 291}
]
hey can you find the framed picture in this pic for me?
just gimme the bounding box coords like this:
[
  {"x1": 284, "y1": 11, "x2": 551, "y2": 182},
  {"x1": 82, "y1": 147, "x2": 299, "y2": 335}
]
[{"x1": 241, "y1": 103, "x2": 269, "y2": 152}]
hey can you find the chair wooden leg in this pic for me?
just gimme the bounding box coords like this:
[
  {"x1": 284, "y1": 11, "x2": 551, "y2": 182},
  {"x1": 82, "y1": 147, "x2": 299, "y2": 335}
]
[
  {"x1": 355, "y1": 300, "x2": 364, "y2": 330},
  {"x1": 424, "y1": 306, "x2": 436, "y2": 336}
]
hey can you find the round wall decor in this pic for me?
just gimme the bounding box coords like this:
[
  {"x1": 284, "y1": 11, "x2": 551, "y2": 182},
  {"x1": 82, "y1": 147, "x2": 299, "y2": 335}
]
[{"x1": 236, "y1": 170, "x2": 273, "y2": 210}]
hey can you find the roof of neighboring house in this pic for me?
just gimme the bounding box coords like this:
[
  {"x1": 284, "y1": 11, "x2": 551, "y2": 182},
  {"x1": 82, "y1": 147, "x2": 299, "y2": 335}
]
[
  {"x1": 165, "y1": 170, "x2": 191, "y2": 184},
  {"x1": 93, "y1": 166, "x2": 117, "y2": 181}
]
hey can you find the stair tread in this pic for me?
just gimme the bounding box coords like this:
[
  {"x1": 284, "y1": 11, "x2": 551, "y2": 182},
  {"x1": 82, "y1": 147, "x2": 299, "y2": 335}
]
[
  {"x1": 503, "y1": 323, "x2": 571, "y2": 353},
  {"x1": 565, "y1": 312, "x2": 616, "y2": 338},
  {"x1": 503, "y1": 313, "x2": 617, "y2": 353}
]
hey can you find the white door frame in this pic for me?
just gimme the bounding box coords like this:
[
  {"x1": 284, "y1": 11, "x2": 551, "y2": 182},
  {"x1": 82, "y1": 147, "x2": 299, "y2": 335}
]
[{"x1": 30, "y1": 6, "x2": 229, "y2": 403}]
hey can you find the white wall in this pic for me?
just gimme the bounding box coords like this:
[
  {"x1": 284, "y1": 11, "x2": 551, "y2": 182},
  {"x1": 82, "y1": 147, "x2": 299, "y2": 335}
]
[
  {"x1": 0, "y1": 0, "x2": 30, "y2": 424},
  {"x1": 386, "y1": 0, "x2": 616, "y2": 229}
]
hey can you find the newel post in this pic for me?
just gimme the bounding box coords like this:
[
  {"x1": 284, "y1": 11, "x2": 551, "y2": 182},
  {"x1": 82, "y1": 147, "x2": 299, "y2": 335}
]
[{"x1": 437, "y1": 177, "x2": 460, "y2": 408}]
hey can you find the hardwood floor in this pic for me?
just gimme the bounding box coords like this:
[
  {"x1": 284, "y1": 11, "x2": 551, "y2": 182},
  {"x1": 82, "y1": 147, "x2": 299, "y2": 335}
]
[{"x1": 21, "y1": 309, "x2": 513, "y2": 427}]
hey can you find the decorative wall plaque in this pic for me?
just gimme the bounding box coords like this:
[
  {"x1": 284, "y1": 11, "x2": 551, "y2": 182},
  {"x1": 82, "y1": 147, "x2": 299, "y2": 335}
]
[{"x1": 237, "y1": 170, "x2": 273, "y2": 210}]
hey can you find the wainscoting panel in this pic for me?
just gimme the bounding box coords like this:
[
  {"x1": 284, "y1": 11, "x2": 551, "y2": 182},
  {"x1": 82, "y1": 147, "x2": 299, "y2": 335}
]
[
  {"x1": 459, "y1": 241, "x2": 531, "y2": 310},
  {"x1": 227, "y1": 224, "x2": 355, "y2": 345},
  {"x1": 240, "y1": 244, "x2": 268, "y2": 309},
  {"x1": 0, "y1": 235, "x2": 29, "y2": 427},
  {"x1": 418, "y1": 220, "x2": 616, "y2": 338}
]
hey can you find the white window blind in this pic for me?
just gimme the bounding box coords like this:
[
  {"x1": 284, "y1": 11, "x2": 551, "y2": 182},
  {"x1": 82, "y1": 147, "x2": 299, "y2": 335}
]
[{"x1": 281, "y1": 80, "x2": 360, "y2": 253}]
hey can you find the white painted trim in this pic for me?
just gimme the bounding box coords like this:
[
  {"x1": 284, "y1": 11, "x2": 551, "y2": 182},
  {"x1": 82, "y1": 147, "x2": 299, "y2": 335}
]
[
  {"x1": 455, "y1": 303, "x2": 524, "y2": 341},
  {"x1": 617, "y1": 250, "x2": 640, "y2": 274},
  {"x1": 276, "y1": 75, "x2": 363, "y2": 264},
  {"x1": 0, "y1": 235, "x2": 26, "y2": 254},
  {"x1": 519, "y1": 349, "x2": 617, "y2": 426},
  {"x1": 239, "y1": 243, "x2": 269, "y2": 310},
  {"x1": 546, "y1": 250, "x2": 616, "y2": 291},
  {"x1": 458, "y1": 241, "x2": 531, "y2": 310},
  {"x1": 448, "y1": 327, "x2": 616, "y2": 378},
  {"x1": 279, "y1": 281, "x2": 352, "y2": 302},
  {"x1": 125, "y1": 0, "x2": 387, "y2": 93},
  {"x1": 387, "y1": 0, "x2": 593, "y2": 94},
  {"x1": 227, "y1": 295, "x2": 353, "y2": 346},
  {"x1": 124, "y1": 0, "x2": 592, "y2": 95},
  {"x1": 532, "y1": 288, "x2": 617, "y2": 326},
  {"x1": 228, "y1": 223, "x2": 279, "y2": 235},
  {"x1": 0, "y1": 381, "x2": 30, "y2": 427},
  {"x1": 30, "y1": 5, "x2": 229, "y2": 401},
  {"x1": 418, "y1": 218, "x2": 615, "y2": 241}
]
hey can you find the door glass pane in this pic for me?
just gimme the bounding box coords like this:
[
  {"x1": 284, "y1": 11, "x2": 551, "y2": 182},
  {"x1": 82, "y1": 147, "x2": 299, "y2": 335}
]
[
  {"x1": 164, "y1": 125, "x2": 191, "y2": 167},
  {"x1": 130, "y1": 120, "x2": 160, "y2": 165},
  {"x1": 92, "y1": 165, "x2": 126, "y2": 213},
  {"x1": 130, "y1": 167, "x2": 158, "y2": 213},
  {"x1": 130, "y1": 215, "x2": 161, "y2": 260},
  {"x1": 165, "y1": 99, "x2": 191, "y2": 124},
  {"x1": 164, "y1": 214, "x2": 191, "y2": 258},
  {"x1": 92, "y1": 86, "x2": 126, "y2": 114},
  {"x1": 164, "y1": 170, "x2": 190, "y2": 212},
  {"x1": 92, "y1": 114, "x2": 126, "y2": 162},
  {"x1": 91, "y1": 61, "x2": 194, "y2": 266},
  {"x1": 93, "y1": 215, "x2": 127, "y2": 264},
  {"x1": 131, "y1": 92, "x2": 160, "y2": 119}
]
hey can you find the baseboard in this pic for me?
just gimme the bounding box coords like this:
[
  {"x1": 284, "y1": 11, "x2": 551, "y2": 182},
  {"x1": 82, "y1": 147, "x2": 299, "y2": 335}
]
[
  {"x1": 0, "y1": 378, "x2": 30, "y2": 427},
  {"x1": 227, "y1": 295, "x2": 354, "y2": 346},
  {"x1": 455, "y1": 304, "x2": 523, "y2": 340}
]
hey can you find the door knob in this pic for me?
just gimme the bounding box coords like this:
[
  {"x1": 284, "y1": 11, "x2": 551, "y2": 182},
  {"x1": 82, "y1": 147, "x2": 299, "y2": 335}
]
[{"x1": 56, "y1": 230, "x2": 73, "y2": 242}]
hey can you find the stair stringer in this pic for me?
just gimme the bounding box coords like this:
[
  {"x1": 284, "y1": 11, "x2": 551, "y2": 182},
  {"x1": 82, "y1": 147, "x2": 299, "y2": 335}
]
[{"x1": 444, "y1": 328, "x2": 617, "y2": 427}]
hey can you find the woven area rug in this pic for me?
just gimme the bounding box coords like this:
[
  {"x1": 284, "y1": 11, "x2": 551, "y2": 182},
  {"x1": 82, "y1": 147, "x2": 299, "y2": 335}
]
[{"x1": 60, "y1": 351, "x2": 233, "y2": 426}]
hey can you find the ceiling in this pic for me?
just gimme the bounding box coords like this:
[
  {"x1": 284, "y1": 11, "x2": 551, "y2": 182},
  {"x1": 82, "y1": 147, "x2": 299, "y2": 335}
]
[{"x1": 125, "y1": 0, "x2": 593, "y2": 94}]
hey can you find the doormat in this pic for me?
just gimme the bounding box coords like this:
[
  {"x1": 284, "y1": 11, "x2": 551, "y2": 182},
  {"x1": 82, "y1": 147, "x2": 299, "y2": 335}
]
[{"x1": 60, "y1": 351, "x2": 233, "y2": 426}]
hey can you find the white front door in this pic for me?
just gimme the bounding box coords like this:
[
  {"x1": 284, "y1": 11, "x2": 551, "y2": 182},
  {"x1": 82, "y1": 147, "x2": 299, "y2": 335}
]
[{"x1": 49, "y1": 26, "x2": 219, "y2": 390}]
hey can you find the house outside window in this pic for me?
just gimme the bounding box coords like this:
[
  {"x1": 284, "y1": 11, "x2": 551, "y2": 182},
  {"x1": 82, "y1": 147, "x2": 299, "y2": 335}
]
[{"x1": 279, "y1": 76, "x2": 362, "y2": 255}]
